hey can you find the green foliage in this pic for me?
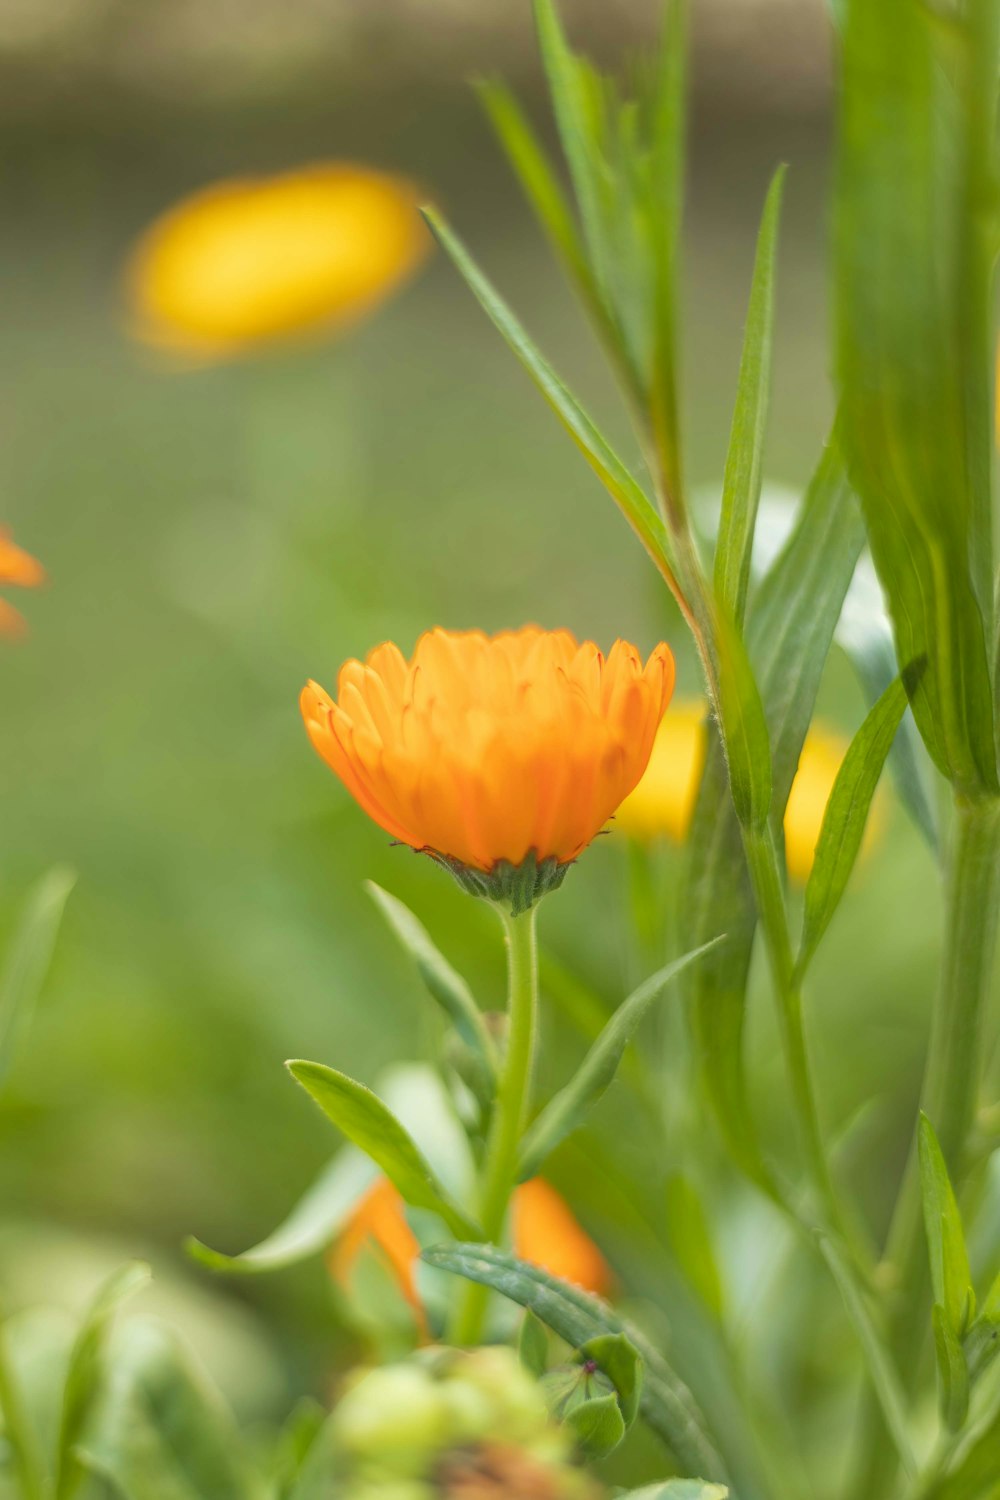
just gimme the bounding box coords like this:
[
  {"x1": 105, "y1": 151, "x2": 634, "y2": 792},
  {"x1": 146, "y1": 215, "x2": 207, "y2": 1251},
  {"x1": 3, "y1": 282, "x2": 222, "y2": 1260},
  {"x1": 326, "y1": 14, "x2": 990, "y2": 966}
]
[
  {"x1": 664, "y1": 1176, "x2": 724, "y2": 1322},
  {"x1": 919, "y1": 1114, "x2": 975, "y2": 1340},
  {"x1": 287, "y1": 1061, "x2": 482, "y2": 1240},
  {"x1": 421, "y1": 1242, "x2": 730, "y2": 1486},
  {"x1": 365, "y1": 882, "x2": 496, "y2": 1084},
  {"x1": 518, "y1": 937, "x2": 722, "y2": 1179},
  {"x1": 186, "y1": 1150, "x2": 376, "y2": 1275},
  {"x1": 835, "y1": 0, "x2": 999, "y2": 797},
  {"x1": 714, "y1": 167, "x2": 785, "y2": 630},
  {"x1": 796, "y1": 674, "x2": 911, "y2": 977},
  {"x1": 54, "y1": 1264, "x2": 151, "y2": 1500},
  {"x1": 77, "y1": 1319, "x2": 262, "y2": 1500}
]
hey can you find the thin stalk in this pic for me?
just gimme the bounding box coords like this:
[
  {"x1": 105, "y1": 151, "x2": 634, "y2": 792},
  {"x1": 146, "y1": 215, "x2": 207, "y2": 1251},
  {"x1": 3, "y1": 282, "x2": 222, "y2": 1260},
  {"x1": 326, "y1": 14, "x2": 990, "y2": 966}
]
[
  {"x1": 854, "y1": 793, "x2": 1000, "y2": 1496},
  {"x1": 449, "y1": 904, "x2": 539, "y2": 1346},
  {"x1": 742, "y1": 825, "x2": 863, "y2": 1258}
]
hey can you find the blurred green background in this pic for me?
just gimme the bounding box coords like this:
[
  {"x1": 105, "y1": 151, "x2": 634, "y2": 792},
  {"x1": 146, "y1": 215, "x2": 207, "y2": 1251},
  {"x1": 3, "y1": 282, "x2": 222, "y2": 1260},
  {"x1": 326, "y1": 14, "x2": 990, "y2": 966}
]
[{"x1": 0, "y1": 0, "x2": 944, "y2": 1444}]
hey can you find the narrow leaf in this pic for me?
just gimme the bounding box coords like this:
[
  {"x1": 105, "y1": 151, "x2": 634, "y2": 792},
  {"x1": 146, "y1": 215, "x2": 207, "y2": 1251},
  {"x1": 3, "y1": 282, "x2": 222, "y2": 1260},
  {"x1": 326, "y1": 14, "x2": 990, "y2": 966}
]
[
  {"x1": 836, "y1": 0, "x2": 998, "y2": 797},
  {"x1": 649, "y1": 0, "x2": 688, "y2": 499},
  {"x1": 55, "y1": 1263, "x2": 151, "y2": 1499},
  {"x1": 518, "y1": 938, "x2": 723, "y2": 1179},
  {"x1": 186, "y1": 1149, "x2": 376, "y2": 1275},
  {"x1": 665, "y1": 1175, "x2": 724, "y2": 1321},
  {"x1": 287, "y1": 1061, "x2": 482, "y2": 1240},
  {"x1": 714, "y1": 605, "x2": 772, "y2": 835},
  {"x1": 422, "y1": 208, "x2": 679, "y2": 593},
  {"x1": 714, "y1": 166, "x2": 785, "y2": 628},
  {"x1": 531, "y1": 0, "x2": 612, "y2": 300},
  {"x1": 0, "y1": 866, "x2": 75, "y2": 1087},
  {"x1": 477, "y1": 80, "x2": 596, "y2": 308},
  {"x1": 366, "y1": 882, "x2": 496, "y2": 1081},
  {"x1": 933, "y1": 1304, "x2": 971, "y2": 1433},
  {"x1": 421, "y1": 1243, "x2": 730, "y2": 1485},
  {"x1": 919, "y1": 1113, "x2": 974, "y2": 1336},
  {"x1": 686, "y1": 443, "x2": 864, "y2": 1174},
  {"x1": 818, "y1": 1233, "x2": 918, "y2": 1477},
  {"x1": 797, "y1": 673, "x2": 911, "y2": 976}
]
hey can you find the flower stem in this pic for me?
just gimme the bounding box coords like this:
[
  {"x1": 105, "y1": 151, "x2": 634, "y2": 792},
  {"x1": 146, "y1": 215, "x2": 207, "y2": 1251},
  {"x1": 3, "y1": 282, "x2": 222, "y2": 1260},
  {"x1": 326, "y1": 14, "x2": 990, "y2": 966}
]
[
  {"x1": 854, "y1": 793, "x2": 1000, "y2": 1494},
  {"x1": 450, "y1": 903, "x2": 539, "y2": 1346}
]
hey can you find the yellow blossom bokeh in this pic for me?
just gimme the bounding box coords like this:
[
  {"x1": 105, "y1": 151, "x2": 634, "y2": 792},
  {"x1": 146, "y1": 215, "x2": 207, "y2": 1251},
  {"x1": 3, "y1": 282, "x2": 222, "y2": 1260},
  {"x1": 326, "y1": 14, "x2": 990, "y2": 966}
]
[
  {"x1": 125, "y1": 162, "x2": 432, "y2": 361},
  {"x1": 616, "y1": 699, "x2": 880, "y2": 884}
]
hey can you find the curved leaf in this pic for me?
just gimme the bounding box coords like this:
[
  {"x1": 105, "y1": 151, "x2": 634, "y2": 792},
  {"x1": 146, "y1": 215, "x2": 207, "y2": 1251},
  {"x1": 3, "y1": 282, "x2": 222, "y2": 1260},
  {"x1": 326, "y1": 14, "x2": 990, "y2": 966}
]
[
  {"x1": 287, "y1": 1061, "x2": 482, "y2": 1240},
  {"x1": 0, "y1": 866, "x2": 76, "y2": 1089},
  {"x1": 518, "y1": 938, "x2": 723, "y2": 1179},
  {"x1": 421, "y1": 1243, "x2": 730, "y2": 1486}
]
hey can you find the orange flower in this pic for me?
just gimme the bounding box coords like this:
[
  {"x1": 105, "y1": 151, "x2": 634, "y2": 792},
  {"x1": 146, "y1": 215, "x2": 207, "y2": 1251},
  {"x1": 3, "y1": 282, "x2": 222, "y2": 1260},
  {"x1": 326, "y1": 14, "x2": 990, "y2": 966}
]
[
  {"x1": 332, "y1": 1177, "x2": 611, "y2": 1319},
  {"x1": 301, "y1": 627, "x2": 674, "y2": 904},
  {"x1": 125, "y1": 162, "x2": 431, "y2": 361},
  {"x1": 0, "y1": 530, "x2": 45, "y2": 639}
]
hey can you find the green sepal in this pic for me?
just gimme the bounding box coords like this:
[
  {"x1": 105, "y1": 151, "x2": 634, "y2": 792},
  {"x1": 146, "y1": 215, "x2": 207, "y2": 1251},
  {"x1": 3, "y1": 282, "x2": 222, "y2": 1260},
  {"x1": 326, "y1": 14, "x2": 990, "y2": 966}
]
[
  {"x1": 577, "y1": 1331, "x2": 643, "y2": 1429},
  {"x1": 425, "y1": 847, "x2": 571, "y2": 915},
  {"x1": 566, "y1": 1392, "x2": 626, "y2": 1459}
]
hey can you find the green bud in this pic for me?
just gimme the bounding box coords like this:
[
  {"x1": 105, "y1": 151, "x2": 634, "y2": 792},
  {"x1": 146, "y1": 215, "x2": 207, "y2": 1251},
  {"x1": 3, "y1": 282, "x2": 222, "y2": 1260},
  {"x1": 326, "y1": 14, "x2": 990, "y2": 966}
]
[{"x1": 332, "y1": 1365, "x2": 449, "y2": 1459}]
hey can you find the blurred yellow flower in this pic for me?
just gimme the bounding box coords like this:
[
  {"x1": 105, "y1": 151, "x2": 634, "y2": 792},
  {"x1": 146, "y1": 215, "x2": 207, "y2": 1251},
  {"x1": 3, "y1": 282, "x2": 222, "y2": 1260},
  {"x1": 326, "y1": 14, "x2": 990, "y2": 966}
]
[
  {"x1": 0, "y1": 530, "x2": 45, "y2": 639},
  {"x1": 302, "y1": 628, "x2": 675, "y2": 890},
  {"x1": 616, "y1": 700, "x2": 875, "y2": 884},
  {"x1": 125, "y1": 163, "x2": 431, "y2": 359},
  {"x1": 331, "y1": 1175, "x2": 611, "y2": 1322}
]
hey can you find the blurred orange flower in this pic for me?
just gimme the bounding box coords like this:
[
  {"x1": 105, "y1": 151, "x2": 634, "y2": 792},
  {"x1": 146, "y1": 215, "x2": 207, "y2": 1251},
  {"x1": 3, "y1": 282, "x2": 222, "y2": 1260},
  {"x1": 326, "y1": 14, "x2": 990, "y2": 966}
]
[
  {"x1": 616, "y1": 700, "x2": 876, "y2": 884},
  {"x1": 125, "y1": 163, "x2": 431, "y2": 360},
  {"x1": 332, "y1": 1176, "x2": 611, "y2": 1320},
  {"x1": 0, "y1": 530, "x2": 45, "y2": 639},
  {"x1": 302, "y1": 628, "x2": 674, "y2": 893}
]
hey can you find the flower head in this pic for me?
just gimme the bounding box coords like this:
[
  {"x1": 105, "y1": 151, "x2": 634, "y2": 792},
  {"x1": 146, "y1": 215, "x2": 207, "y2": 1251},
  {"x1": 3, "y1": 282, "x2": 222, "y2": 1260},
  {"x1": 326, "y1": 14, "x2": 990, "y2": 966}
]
[
  {"x1": 302, "y1": 627, "x2": 674, "y2": 905},
  {"x1": 125, "y1": 163, "x2": 431, "y2": 360},
  {"x1": 617, "y1": 700, "x2": 876, "y2": 884},
  {"x1": 0, "y1": 530, "x2": 45, "y2": 639},
  {"x1": 332, "y1": 1176, "x2": 610, "y2": 1325}
]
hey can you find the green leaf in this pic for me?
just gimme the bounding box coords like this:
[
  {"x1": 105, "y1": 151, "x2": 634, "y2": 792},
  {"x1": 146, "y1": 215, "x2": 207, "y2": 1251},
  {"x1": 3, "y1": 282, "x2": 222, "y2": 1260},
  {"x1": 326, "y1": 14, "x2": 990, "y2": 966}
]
[
  {"x1": 0, "y1": 866, "x2": 75, "y2": 1089},
  {"x1": 365, "y1": 882, "x2": 496, "y2": 1083},
  {"x1": 76, "y1": 1319, "x2": 261, "y2": 1500},
  {"x1": 287, "y1": 1061, "x2": 482, "y2": 1240},
  {"x1": 518, "y1": 938, "x2": 723, "y2": 1179},
  {"x1": 648, "y1": 0, "x2": 688, "y2": 500},
  {"x1": 713, "y1": 605, "x2": 772, "y2": 835},
  {"x1": 714, "y1": 166, "x2": 785, "y2": 629},
  {"x1": 796, "y1": 672, "x2": 912, "y2": 976},
  {"x1": 664, "y1": 1175, "x2": 724, "y2": 1321},
  {"x1": 817, "y1": 1234, "x2": 918, "y2": 1478},
  {"x1": 933, "y1": 1304, "x2": 971, "y2": 1433},
  {"x1": 686, "y1": 443, "x2": 864, "y2": 1176},
  {"x1": 186, "y1": 1148, "x2": 376, "y2": 1275},
  {"x1": 518, "y1": 1310, "x2": 550, "y2": 1378},
  {"x1": 566, "y1": 1392, "x2": 626, "y2": 1458},
  {"x1": 918, "y1": 1113, "x2": 974, "y2": 1337},
  {"x1": 421, "y1": 1243, "x2": 730, "y2": 1485},
  {"x1": 421, "y1": 208, "x2": 680, "y2": 595},
  {"x1": 55, "y1": 1263, "x2": 151, "y2": 1499},
  {"x1": 531, "y1": 0, "x2": 613, "y2": 306},
  {"x1": 577, "y1": 1332, "x2": 643, "y2": 1428},
  {"x1": 836, "y1": 0, "x2": 998, "y2": 797},
  {"x1": 835, "y1": 563, "x2": 939, "y2": 853},
  {"x1": 476, "y1": 80, "x2": 597, "y2": 314}
]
